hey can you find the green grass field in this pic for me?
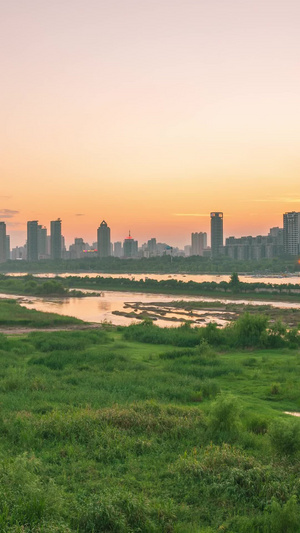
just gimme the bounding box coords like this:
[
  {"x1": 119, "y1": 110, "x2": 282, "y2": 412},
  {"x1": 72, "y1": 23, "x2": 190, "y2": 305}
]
[
  {"x1": 0, "y1": 311, "x2": 300, "y2": 531},
  {"x1": 0, "y1": 298, "x2": 83, "y2": 328}
]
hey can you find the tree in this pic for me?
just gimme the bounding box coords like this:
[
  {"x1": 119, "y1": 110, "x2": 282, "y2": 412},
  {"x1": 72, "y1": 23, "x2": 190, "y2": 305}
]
[{"x1": 229, "y1": 272, "x2": 240, "y2": 292}]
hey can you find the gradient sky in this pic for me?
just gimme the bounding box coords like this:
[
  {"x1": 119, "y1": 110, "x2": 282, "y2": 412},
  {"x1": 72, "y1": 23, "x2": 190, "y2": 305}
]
[{"x1": 1, "y1": 0, "x2": 300, "y2": 248}]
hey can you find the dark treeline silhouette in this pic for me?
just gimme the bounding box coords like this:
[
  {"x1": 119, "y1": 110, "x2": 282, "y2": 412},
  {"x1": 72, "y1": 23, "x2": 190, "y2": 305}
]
[
  {"x1": 64, "y1": 274, "x2": 300, "y2": 299},
  {"x1": 1, "y1": 254, "x2": 299, "y2": 274},
  {"x1": 1, "y1": 273, "x2": 300, "y2": 299}
]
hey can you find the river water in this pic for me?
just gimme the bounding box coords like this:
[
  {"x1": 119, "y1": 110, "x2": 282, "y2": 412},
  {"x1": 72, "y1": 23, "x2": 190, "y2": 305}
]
[
  {"x1": 2, "y1": 284, "x2": 300, "y2": 327},
  {"x1": 6, "y1": 272, "x2": 300, "y2": 285}
]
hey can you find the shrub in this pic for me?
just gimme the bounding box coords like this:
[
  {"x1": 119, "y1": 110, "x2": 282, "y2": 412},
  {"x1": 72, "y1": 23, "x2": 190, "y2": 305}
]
[
  {"x1": 269, "y1": 418, "x2": 300, "y2": 456},
  {"x1": 284, "y1": 328, "x2": 300, "y2": 349},
  {"x1": 230, "y1": 313, "x2": 268, "y2": 348},
  {"x1": 263, "y1": 495, "x2": 300, "y2": 533},
  {"x1": 207, "y1": 393, "x2": 241, "y2": 441},
  {"x1": 270, "y1": 382, "x2": 281, "y2": 396},
  {"x1": 74, "y1": 489, "x2": 176, "y2": 532},
  {"x1": 246, "y1": 415, "x2": 268, "y2": 435}
]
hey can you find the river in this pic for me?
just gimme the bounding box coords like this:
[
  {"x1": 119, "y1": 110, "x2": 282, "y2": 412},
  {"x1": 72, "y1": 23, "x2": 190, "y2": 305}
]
[
  {"x1": 2, "y1": 286, "x2": 300, "y2": 327},
  {"x1": 6, "y1": 272, "x2": 300, "y2": 285}
]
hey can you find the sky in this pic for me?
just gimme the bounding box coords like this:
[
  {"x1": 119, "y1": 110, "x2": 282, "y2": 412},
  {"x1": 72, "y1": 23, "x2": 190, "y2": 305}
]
[{"x1": 1, "y1": 0, "x2": 300, "y2": 248}]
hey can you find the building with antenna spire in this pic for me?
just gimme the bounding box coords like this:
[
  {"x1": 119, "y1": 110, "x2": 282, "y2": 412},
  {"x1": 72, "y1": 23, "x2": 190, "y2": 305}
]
[{"x1": 123, "y1": 231, "x2": 138, "y2": 258}]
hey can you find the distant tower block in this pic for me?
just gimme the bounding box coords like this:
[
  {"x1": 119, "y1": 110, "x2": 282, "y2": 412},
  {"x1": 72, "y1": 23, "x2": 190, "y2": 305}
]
[
  {"x1": 97, "y1": 220, "x2": 111, "y2": 258},
  {"x1": 210, "y1": 212, "x2": 223, "y2": 257},
  {"x1": 50, "y1": 219, "x2": 62, "y2": 260},
  {"x1": 27, "y1": 221, "x2": 38, "y2": 262}
]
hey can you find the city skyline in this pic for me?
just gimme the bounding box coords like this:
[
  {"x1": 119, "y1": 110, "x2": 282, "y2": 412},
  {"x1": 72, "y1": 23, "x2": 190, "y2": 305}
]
[
  {"x1": 1, "y1": 1, "x2": 300, "y2": 249},
  {"x1": 5, "y1": 210, "x2": 300, "y2": 261},
  {"x1": 0, "y1": 209, "x2": 293, "y2": 250}
]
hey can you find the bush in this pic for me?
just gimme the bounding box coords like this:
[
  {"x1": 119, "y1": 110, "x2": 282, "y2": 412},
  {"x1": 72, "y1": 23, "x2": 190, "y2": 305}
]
[
  {"x1": 263, "y1": 495, "x2": 300, "y2": 533},
  {"x1": 207, "y1": 393, "x2": 241, "y2": 441},
  {"x1": 269, "y1": 418, "x2": 300, "y2": 456},
  {"x1": 270, "y1": 382, "x2": 281, "y2": 396},
  {"x1": 246, "y1": 415, "x2": 268, "y2": 435},
  {"x1": 230, "y1": 313, "x2": 268, "y2": 348}
]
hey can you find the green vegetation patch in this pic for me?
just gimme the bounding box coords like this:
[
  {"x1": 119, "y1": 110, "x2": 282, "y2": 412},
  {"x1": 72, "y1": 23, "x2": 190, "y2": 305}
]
[
  {"x1": 0, "y1": 299, "x2": 83, "y2": 327},
  {"x1": 0, "y1": 315, "x2": 299, "y2": 530}
]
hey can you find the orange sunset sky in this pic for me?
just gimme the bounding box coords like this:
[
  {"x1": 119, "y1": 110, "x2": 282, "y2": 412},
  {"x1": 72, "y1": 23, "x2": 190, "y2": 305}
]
[{"x1": 1, "y1": 0, "x2": 300, "y2": 248}]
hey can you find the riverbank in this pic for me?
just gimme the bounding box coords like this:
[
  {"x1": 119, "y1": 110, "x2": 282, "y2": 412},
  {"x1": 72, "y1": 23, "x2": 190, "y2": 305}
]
[
  {"x1": 0, "y1": 298, "x2": 84, "y2": 328},
  {"x1": 63, "y1": 275, "x2": 300, "y2": 303},
  {"x1": 0, "y1": 275, "x2": 99, "y2": 298}
]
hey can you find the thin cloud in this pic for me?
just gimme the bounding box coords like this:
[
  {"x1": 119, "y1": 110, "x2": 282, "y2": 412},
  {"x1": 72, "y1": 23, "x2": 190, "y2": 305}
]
[
  {"x1": 174, "y1": 213, "x2": 209, "y2": 217},
  {"x1": 75, "y1": 213, "x2": 85, "y2": 217},
  {"x1": 0, "y1": 209, "x2": 19, "y2": 219},
  {"x1": 0, "y1": 196, "x2": 12, "y2": 199},
  {"x1": 254, "y1": 197, "x2": 300, "y2": 203}
]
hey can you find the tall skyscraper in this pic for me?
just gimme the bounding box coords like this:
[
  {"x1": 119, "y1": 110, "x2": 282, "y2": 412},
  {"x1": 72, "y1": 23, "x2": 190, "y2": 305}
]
[
  {"x1": 0, "y1": 222, "x2": 7, "y2": 263},
  {"x1": 37, "y1": 225, "x2": 47, "y2": 258},
  {"x1": 97, "y1": 220, "x2": 111, "y2": 258},
  {"x1": 191, "y1": 232, "x2": 207, "y2": 256},
  {"x1": 210, "y1": 212, "x2": 223, "y2": 257},
  {"x1": 27, "y1": 221, "x2": 38, "y2": 262},
  {"x1": 50, "y1": 219, "x2": 62, "y2": 260},
  {"x1": 283, "y1": 212, "x2": 300, "y2": 255}
]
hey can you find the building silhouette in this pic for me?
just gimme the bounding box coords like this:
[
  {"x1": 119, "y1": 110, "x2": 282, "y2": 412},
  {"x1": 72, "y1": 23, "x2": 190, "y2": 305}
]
[
  {"x1": 147, "y1": 238, "x2": 157, "y2": 256},
  {"x1": 113, "y1": 241, "x2": 123, "y2": 257},
  {"x1": 283, "y1": 212, "x2": 300, "y2": 255},
  {"x1": 191, "y1": 232, "x2": 207, "y2": 256},
  {"x1": 123, "y1": 231, "x2": 138, "y2": 258},
  {"x1": 226, "y1": 231, "x2": 283, "y2": 260},
  {"x1": 97, "y1": 220, "x2": 111, "y2": 258},
  {"x1": 27, "y1": 221, "x2": 38, "y2": 262},
  {"x1": 50, "y1": 219, "x2": 62, "y2": 260},
  {"x1": 37, "y1": 225, "x2": 47, "y2": 259},
  {"x1": 6, "y1": 235, "x2": 10, "y2": 261},
  {"x1": 0, "y1": 222, "x2": 7, "y2": 263},
  {"x1": 69, "y1": 238, "x2": 88, "y2": 259},
  {"x1": 210, "y1": 212, "x2": 223, "y2": 257}
]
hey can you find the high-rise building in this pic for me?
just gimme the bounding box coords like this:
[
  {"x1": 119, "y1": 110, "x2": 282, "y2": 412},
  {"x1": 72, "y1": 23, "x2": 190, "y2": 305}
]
[
  {"x1": 113, "y1": 241, "x2": 123, "y2": 257},
  {"x1": 97, "y1": 220, "x2": 111, "y2": 258},
  {"x1": 184, "y1": 245, "x2": 191, "y2": 256},
  {"x1": 191, "y1": 232, "x2": 207, "y2": 256},
  {"x1": 210, "y1": 212, "x2": 223, "y2": 257},
  {"x1": 27, "y1": 221, "x2": 38, "y2": 262},
  {"x1": 50, "y1": 219, "x2": 62, "y2": 260},
  {"x1": 11, "y1": 246, "x2": 25, "y2": 260},
  {"x1": 283, "y1": 212, "x2": 300, "y2": 255},
  {"x1": 37, "y1": 225, "x2": 47, "y2": 258},
  {"x1": 147, "y1": 238, "x2": 157, "y2": 256},
  {"x1": 69, "y1": 238, "x2": 86, "y2": 259},
  {"x1": 6, "y1": 235, "x2": 10, "y2": 261},
  {"x1": 123, "y1": 232, "x2": 138, "y2": 258},
  {"x1": 0, "y1": 222, "x2": 7, "y2": 263}
]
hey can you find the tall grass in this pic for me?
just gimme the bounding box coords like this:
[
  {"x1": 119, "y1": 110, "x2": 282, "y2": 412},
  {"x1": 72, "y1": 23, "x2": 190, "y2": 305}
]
[{"x1": 0, "y1": 323, "x2": 299, "y2": 530}]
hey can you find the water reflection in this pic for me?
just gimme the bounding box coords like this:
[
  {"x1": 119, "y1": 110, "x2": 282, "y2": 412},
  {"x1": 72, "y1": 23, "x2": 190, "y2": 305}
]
[
  {"x1": 6, "y1": 272, "x2": 300, "y2": 286},
  {"x1": 2, "y1": 289, "x2": 300, "y2": 328}
]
